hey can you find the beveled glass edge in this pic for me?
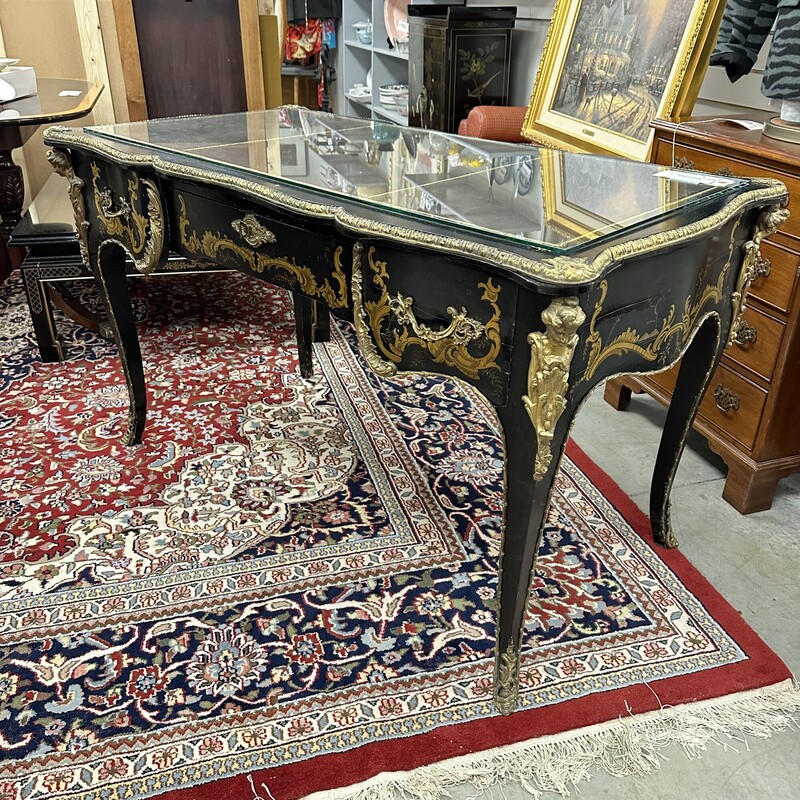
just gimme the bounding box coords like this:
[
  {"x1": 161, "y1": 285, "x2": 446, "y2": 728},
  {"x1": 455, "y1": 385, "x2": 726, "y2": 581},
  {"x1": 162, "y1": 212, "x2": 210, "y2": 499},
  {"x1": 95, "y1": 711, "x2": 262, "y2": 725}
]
[{"x1": 44, "y1": 125, "x2": 788, "y2": 287}]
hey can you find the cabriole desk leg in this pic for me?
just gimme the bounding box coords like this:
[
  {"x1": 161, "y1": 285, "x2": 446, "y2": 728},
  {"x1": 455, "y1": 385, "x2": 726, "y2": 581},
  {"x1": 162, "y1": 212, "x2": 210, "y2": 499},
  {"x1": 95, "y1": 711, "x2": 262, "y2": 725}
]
[
  {"x1": 493, "y1": 296, "x2": 585, "y2": 714},
  {"x1": 650, "y1": 315, "x2": 721, "y2": 548},
  {"x1": 93, "y1": 241, "x2": 147, "y2": 445}
]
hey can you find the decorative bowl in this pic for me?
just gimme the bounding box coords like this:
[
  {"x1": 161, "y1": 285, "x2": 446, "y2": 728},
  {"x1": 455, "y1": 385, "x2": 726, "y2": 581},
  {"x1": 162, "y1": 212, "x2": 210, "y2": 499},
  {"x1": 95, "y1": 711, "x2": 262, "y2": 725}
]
[{"x1": 353, "y1": 21, "x2": 373, "y2": 45}]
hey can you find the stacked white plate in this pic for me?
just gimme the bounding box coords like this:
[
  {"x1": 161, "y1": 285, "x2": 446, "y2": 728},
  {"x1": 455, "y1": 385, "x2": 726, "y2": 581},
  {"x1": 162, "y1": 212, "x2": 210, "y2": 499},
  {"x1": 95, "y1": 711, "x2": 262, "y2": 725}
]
[{"x1": 379, "y1": 83, "x2": 408, "y2": 106}]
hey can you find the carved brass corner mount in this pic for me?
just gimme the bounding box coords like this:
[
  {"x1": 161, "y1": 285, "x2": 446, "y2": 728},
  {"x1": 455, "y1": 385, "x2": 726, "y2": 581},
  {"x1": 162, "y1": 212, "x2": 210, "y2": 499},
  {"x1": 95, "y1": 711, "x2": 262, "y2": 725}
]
[
  {"x1": 46, "y1": 148, "x2": 90, "y2": 267},
  {"x1": 523, "y1": 296, "x2": 585, "y2": 481},
  {"x1": 728, "y1": 204, "x2": 789, "y2": 347}
]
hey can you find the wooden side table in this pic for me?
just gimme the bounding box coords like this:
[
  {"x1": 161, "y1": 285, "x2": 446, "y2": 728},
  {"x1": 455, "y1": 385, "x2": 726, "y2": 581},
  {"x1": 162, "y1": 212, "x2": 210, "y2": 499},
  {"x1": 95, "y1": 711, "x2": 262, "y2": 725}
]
[{"x1": 606, "y1": 115, "x2": 800, "y2": 513}]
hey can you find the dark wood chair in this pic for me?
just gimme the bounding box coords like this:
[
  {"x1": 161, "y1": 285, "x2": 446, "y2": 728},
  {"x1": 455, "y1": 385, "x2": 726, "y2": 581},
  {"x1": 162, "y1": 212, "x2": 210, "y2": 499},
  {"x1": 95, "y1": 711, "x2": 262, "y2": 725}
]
[{"x1": 9, "y1": 173, "x2": 227, "y2": 362}]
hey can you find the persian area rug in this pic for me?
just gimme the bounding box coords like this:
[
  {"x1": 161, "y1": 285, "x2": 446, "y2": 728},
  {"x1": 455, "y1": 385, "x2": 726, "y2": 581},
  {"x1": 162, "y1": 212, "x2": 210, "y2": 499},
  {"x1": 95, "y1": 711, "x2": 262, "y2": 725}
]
[{"x1": 0, "y1": 272, "x2": 797, "y2": 800}]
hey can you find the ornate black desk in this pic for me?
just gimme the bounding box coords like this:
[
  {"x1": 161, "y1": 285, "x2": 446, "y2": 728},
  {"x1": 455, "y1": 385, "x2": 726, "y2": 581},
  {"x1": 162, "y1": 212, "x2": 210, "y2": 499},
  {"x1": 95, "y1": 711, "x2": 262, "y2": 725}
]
[{"x1": 43, "y1": 108, "x2": 787, "y2": 715}]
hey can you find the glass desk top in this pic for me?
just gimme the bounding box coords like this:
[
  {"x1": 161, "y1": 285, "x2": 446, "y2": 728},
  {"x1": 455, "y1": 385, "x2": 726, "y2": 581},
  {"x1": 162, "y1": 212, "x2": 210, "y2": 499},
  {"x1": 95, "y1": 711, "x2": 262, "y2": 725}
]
[{"x1": 85, "y1": 107, "x2": 749, "y2": 255}]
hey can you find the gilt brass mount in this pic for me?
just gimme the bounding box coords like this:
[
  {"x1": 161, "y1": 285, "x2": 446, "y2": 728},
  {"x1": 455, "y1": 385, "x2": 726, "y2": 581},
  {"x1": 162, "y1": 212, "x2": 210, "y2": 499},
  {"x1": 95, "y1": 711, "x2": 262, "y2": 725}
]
[{"x1": 523, "y1": 296, "x2": 585, "y2": 481}]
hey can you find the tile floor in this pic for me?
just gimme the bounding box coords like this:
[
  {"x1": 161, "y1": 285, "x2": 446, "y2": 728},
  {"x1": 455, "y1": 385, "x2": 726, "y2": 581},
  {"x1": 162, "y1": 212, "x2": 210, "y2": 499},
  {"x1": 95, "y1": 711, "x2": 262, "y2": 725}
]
[{"x1": 446, "y1": 386, "x2": 800, "y2": 800}]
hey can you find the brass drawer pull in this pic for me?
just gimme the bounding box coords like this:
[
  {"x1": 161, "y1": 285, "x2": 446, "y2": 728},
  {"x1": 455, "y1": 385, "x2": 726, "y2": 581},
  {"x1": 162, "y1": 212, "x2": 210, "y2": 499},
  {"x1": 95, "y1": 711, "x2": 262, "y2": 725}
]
[
  {"x1": 232, "y1": 213, "x2": 277, "y2": 247},
  {"x1": 752, "y1": 255, "x2": 771, "y2": 281},
  {"x1": 98, "y1": 188, "x2": 131, "y2": 220},
  {"x1": 715, "y1": 166, "x2": 734, "y2": 177},
  {"x1": 673, "y1": 156, "x2": 695, "y2": 170},
  {"x1": 388, "y1": 293, "x2": 485, "y2": 345},
  {"x1": 713, "y1": 384, "x2": 740, "y2": 413},
  {"x1": 731, "y1": 321, "x2": 758, "y2": 346}
]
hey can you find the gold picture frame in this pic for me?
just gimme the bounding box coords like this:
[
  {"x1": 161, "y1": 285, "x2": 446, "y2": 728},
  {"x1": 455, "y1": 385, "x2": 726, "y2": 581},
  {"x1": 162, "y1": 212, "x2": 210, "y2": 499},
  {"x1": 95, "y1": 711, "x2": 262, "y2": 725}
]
[{"x1": 522, "y1": 0, "x2": 726, "y2": 161}]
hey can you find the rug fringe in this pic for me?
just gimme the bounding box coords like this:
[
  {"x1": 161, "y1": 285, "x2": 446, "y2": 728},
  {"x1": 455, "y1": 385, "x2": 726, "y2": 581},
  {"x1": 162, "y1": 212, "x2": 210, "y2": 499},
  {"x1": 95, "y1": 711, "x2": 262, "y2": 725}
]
[{"x1": 294, "y1": 680, "x2": 800, "y2": 800}]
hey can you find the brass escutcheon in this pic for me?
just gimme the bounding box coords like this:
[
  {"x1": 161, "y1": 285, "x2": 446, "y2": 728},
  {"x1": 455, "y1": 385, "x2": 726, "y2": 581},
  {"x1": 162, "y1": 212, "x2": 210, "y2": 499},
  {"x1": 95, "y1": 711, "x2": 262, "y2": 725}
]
[{"x1": 232, "y1": 213, "x2": 277, "y2": 247}]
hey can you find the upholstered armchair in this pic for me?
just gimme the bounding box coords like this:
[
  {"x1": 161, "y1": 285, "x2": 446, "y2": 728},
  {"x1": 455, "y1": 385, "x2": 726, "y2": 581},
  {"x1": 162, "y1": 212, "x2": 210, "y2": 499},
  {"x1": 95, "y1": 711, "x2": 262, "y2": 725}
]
[{"x1": 457, "y1": 106, "x2": 529, "y2": 142}]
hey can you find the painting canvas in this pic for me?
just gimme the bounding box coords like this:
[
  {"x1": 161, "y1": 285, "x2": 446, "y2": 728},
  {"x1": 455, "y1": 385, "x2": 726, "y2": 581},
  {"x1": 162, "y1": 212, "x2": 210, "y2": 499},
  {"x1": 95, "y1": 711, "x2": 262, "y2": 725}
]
[{"x1": 522, "y1": 0, "x2": 725, "y2": 161}]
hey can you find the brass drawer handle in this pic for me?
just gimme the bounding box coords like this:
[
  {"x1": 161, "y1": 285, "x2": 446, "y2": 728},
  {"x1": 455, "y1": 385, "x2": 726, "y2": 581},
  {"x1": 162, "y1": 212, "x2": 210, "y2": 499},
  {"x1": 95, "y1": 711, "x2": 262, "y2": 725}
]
[
  {"x1": 715, "y1": 166, "x2": 734, "y2": 177},
  {"x1": 388, "y1": 293, "x2": 485, "y2": 345},
  {"x1": 752, "y1": 255, "x2": 771, "y2": 281},
  {"x1": 731, "y1": 321, "x2": 758, "y2": 346},
  {"x1": 98, "y1": 188, "x2": 131, "y2": 220},
  {"x1": 673, "y1": 156, "x2": 695, "y2": 170},
  {"x1": 713, "y1": 384, "x2": 740, "y2": 413},
  {"x1": 232, "y1": 213, "x2": 277, "y2": 247}
]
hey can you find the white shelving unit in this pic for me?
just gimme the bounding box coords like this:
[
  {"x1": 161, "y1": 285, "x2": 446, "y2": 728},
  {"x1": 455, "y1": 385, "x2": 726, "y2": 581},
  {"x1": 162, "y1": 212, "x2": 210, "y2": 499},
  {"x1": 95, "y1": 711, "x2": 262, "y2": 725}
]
[{"x1": 341, "y1": 1, "x2": 443, "y2": 125}]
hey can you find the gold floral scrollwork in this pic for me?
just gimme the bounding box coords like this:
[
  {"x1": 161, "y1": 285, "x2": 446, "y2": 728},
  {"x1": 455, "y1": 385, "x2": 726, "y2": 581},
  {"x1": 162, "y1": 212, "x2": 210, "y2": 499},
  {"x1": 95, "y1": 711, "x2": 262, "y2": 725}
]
[
  {"x1": 47, "y1": 149, "x2": 90, "y2": 267},
  {"x1": 91, "y1": 163, "x2": 164, "y2": 274},
  {"x1": 523, "y1": 296, "x2": 585, "y2": 481},
  {"x1": 360, "y1": 245, "x2": 502, "y2": 380},
  {"x1": 494, "y1": 641, "x2": 521, "y2": 716},
  {"x1": 178, "y1": 195, "x2": 347, "y2": 308},
  {"x1": 582, "y1": 237, "x2": 736, "y2": 384},
  {"x1": 728, "y1": 205, "x2": 789, "y2": 347},
  {"x1": 231, "y1": 213, "x2": 277, "y2": 247},
  {"x1": 351, "y1": 242, "x2": 397, "y2": 377}
]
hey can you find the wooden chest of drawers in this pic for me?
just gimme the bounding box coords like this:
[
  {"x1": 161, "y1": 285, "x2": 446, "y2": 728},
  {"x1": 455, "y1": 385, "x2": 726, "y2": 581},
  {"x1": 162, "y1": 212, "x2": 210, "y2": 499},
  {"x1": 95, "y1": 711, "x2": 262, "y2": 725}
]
[{"x1": 606, "y1": 116, "x2": 800, "y2": 513}]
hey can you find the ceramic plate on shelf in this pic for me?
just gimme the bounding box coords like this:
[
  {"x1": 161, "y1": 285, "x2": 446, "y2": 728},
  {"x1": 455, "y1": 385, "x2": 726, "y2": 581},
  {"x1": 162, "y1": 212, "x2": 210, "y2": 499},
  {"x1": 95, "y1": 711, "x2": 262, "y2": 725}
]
[
  {"x1": 384, "y1": 0, "x2": 411, "y2": 45},
  {"x1": 0, "y1": 58, "x2": 20, "y2": 71}
]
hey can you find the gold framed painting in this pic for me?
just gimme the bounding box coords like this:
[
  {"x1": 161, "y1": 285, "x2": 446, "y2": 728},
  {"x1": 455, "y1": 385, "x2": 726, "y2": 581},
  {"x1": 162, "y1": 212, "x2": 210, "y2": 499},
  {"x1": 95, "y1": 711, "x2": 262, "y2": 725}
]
[{"x1": 522, "y1": 0, "x2": 726, "y2": 161}]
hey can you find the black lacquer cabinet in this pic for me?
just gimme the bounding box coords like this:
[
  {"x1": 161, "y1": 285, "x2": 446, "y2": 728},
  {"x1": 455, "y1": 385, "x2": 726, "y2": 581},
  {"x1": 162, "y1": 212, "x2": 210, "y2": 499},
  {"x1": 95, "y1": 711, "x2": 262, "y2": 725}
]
[{"x1": 408, "y1": 5, "x2": 516, "y2": 133}]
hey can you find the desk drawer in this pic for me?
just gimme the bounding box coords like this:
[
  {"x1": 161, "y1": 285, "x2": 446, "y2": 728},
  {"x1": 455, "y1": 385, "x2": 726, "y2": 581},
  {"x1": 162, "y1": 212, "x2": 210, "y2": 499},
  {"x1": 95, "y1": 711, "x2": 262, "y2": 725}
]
[
  {"x1": 168, "y1": 188, "x2": 349, "y2": 308},
  {"x1": 725, "y1": 305, "x2": 785, "y2": 382},
  {"x1": 653, "y1": 138, "x2": 799, "y2": 240},
  {"x1": 648, "y1": 361, "x2": 767, "y2": 452}
]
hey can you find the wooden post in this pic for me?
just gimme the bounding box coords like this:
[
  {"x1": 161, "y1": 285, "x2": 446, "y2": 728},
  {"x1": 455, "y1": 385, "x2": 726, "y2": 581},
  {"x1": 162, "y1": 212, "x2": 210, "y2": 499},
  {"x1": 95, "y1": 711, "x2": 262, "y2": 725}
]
[
  {"x1": 239, "y1": 0, "x2": 267, "y2": 111},
  {"x1": 110, "y1": 0, "x2": 147, "y2": 121},
  {"x1": 73, "y1": 0, "x2": 116, "y2": 123},
  {"x1": 0, "y1": 16, "x2": 30, "y2": 205}
]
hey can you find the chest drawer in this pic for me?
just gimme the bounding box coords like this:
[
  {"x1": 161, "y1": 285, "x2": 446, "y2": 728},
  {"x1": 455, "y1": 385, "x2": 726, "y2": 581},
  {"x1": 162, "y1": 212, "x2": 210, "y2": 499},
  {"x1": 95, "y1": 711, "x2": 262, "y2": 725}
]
[
  {"x1": 724, "y1": 305, "x2": 785, "y2": 382},
  {"x1": 697, "y1": 365, "x2": 767, "y2": 452},
  {"x1": 168, "y1": 187, "x2": 349, "y2": 309},
  {"x1": 647, "y1": 361, "x2": 767, "y2": 452},
  {"x1": 751, "y1": 238, "x2": 800, "y2": 315}
]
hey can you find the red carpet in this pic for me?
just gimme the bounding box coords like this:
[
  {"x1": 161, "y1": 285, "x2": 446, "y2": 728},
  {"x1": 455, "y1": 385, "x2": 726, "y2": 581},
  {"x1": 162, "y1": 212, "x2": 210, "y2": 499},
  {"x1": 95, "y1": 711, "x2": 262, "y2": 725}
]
[{"x1": 0, "y1": 272, "x2": 796, "y2": 800}]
